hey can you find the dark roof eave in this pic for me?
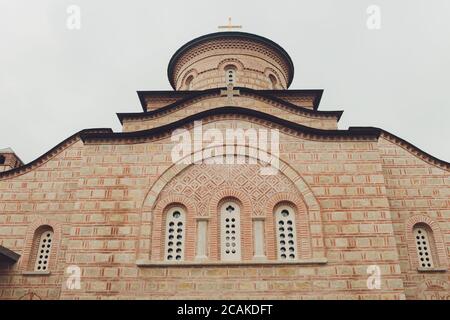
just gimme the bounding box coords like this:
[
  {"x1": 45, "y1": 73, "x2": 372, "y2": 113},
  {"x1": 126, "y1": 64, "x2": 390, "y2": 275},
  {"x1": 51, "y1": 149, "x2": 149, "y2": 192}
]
[
  {"x1": 262, "y1": 89, "x2": 323, "y2": 111},
  {"x1": 350, "y1": 126, "x2": 450, "y2": 167},
  {"x1": 0, "y1": 128, "x2": 113, "y2": 179},
  {"x1": 91, "y1": 107, "x2": 450, "y2": 168},
  {"x1": 130, "y1": 88, "x2": 336, "y2": 124},
  {"x1": 97, "y1": 106, "x2": 375, "y2": 142},
  {"x1": 0, "y1": 245, "x2": 20, "y2": 264}
]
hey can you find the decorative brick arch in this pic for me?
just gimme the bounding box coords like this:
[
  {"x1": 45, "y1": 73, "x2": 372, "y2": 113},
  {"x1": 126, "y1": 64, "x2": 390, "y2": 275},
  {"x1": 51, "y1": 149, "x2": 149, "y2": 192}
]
[
  {"x1": 405, "y1": 215, "x2": 448, "y2": 269},
  {"x1": 150, "y1": 194, "x2": 197, "y2": 261},
  {"x1": 20, "y1": 217, "x2": 62, "y2": 272},
  {"x1": 264, "y1": 67, "x2": 284, "y2": 89},
  {"x1": 137, "y1": 146, "x2": 325, "y2": 261},
  {"x1": 218, "y1": 58, "x2": 245, "y2": 71},
  {"x1": 179, "y1": 68, "x2": 199, "y2": 90},
  {"x1": 265, "y1": 193, "x2": 314, "y2": 260},
  {"x1": 207, "y1": 189, "x2": 252, "y2": 261}
]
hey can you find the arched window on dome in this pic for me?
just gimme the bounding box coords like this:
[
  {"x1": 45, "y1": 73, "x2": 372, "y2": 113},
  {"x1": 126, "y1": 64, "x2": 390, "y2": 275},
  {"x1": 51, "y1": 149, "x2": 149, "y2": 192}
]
[
  {"x1": 224, "y1": 66, "x2": 236, "y2": 87},
  {"x1": 413, "y1": 224, "x2": 435, "y2": 269},
  {"x1": 269, "y1": 74, "x2": 278, "y2": 89},
  {"x1": 31, "y1": 226, "x2": 54, "y2": 272},
  {"x1": 184, "y1": 75, "x2": 194, "y2": 90},
  {"x1": 220, "y1": 200, "x2": 241, "y2": 261},
  {"x1": 164, "y1": 206, "x2": 186, "y2": 262},
  {"x1": 274, "y1": 205, "x2": 297, "y2": 261}
]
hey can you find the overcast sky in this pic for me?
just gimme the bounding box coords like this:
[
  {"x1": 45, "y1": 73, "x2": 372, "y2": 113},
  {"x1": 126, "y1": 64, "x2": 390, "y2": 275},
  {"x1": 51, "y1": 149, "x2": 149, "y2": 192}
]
[{"x1": 1, "y1": 0, "x2": 449, "y2": 163}]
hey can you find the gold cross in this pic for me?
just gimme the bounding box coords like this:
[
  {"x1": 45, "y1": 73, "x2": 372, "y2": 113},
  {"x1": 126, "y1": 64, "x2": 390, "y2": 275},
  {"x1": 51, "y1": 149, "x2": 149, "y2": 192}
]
[
  {"x1": 221, "y1": 84, "x2": 240, "y2": 102},
  {"x1": 218, "y1": 17, "x2": 242, "y2": 31}
]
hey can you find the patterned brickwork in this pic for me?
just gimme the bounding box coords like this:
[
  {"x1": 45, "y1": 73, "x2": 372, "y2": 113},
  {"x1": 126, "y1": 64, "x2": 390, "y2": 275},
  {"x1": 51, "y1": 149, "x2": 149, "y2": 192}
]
[
  {"x1": 4, "y1": 112, "x2": 448, "y2": 299},
  {"x1": 123, "y1": 94, "x2": 336, "y2": 132},
  {"x1": 1, "y1": 107, "x2": 448, "y2": 299},
  {"x1": 152, "y1": 162, "x2": 307, "y2": 261},
  {"x1": 0, "y1": 31, "x2": 448, "y2": 300},
  {"x1": 0, "y1": 140, "x2": 85, "y2": 300},
  {"x1": 378, "y1": 137, "x2": 450, "y2": 299},
  {"x1": 170, "y1": 38, "x2": 291, "y2": 90}
]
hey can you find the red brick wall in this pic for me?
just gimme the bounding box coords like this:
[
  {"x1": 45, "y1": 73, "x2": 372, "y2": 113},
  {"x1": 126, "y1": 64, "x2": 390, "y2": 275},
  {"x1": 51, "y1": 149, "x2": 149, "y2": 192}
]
[
  {"x1": 378, "y1": 136, "x2": 449, "y2": 299},
  {"x1": 0, "y1": 106, "x2": 447, "y2": 300}
]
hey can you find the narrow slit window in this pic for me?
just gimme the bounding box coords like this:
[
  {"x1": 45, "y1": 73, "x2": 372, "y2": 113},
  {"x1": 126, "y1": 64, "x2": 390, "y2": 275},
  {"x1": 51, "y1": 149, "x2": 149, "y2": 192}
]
[{"x1": 225, "y1": 67, "x2": 236, "y2": 86}]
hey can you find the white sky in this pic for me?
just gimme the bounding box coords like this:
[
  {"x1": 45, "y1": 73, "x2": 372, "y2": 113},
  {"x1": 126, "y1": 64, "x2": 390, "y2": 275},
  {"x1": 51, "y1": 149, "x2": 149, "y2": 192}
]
[{"x1": 0, "y1": 0, "x2": 449, "y2": 163}]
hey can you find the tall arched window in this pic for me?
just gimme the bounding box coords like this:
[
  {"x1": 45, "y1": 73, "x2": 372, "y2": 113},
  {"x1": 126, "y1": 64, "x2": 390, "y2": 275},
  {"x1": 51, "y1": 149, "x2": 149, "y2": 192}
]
[
  {"x1": 32, "y1": 226, "x2": 54, "y2": 272},
  {"x1": 225, "y1": 66, "x2": 236, "y2": 86},
  {"x1": 275, "y1": 205, "x2": 297, "y2": 261},
  {"x1": 220, "y1": 201, "x2": 241, "y2": 261},
  {"x1": 165, "y1": 207, "x2": 186, "y2": 262},
  {"x1": 413, "y1": 224, "x2": 434, "y2": 269}
]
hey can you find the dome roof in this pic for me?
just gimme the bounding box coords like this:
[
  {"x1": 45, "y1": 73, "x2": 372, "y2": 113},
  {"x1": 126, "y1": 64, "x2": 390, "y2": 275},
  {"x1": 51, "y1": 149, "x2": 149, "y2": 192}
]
[{"x1": 167, "y1": 32, "x2": 295, "y2": 90}]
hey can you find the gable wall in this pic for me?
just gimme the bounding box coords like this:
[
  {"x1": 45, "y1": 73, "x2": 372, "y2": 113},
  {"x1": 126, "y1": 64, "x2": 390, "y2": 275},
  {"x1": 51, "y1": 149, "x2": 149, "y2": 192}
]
[
  {"x1": 378, "y1": 137, "x2": 450, "y2": 299},
  {"x1": 0, "y1": 118, "x2": 409, "y2": 299}
]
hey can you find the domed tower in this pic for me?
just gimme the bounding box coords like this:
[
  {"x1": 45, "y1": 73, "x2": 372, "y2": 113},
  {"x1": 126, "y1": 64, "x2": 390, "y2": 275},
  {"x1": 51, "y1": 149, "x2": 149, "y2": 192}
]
[
  {"x1": 119, "y1": 31, "x2": 338, "y2": 132},
  {"x1": 167, "y1": 32, "x2": 295, "y2": 91}
]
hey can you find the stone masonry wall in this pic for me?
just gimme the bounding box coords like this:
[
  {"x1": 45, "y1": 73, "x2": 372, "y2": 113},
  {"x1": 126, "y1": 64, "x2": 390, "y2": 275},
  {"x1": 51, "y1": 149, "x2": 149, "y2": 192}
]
[
  {"x1": 0, "y1": 116, "x2": 411, "y2": 299},
  {"x1": 0, "y1": 140, "x2": 85, "y2": 299},
  {"x1": 378, "y1": 137, "x2": 450, "y2": 299}
]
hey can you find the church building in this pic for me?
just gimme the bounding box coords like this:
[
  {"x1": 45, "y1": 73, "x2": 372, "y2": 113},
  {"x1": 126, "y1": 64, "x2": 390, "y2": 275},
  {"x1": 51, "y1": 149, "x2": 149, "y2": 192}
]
[{"x1": 0, "y1": 31, "x2": 449, "y2": 300}]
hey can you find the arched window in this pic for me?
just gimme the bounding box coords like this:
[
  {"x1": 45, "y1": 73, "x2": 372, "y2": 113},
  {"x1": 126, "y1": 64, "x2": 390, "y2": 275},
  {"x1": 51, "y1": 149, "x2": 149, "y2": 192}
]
[
  {"x1": 164, "y1": 207, "x2": 186, "y2": 262},
  {"x1": 185, "y1": 75, "x2": 194, "y2": 90},
  {"x1": 225, "y1": 66, "x2": 236, "y2": 86},
  {"x1": 220, "y1": 201, "x2": 241, "y2": 261},
  {"x1": 275, "y1": 205, "x2": 297, "y2": 261},
  {"x1": 32, "y1": 226, "x2": 54, "y2": 271},
  {"x1": 269, "y1": 74, "x2": 278, "y2": 89},
  {"x1": 413, "y1": 224, "x2": 434, "y2": 269},
  {"x1": 0, "y1": 155, "x2": 5, "y2": 165}
]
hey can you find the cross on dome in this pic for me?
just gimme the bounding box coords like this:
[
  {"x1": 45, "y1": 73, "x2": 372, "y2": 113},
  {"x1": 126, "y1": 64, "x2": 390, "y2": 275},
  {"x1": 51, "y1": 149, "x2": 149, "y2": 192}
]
[{"x1": 218, "y1": 17, "x2": 242, "y2": 31}]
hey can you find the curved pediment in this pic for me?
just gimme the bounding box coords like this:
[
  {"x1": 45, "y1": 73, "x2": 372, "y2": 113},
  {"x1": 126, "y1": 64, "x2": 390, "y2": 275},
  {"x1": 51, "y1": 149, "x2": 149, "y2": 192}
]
[
  {"x1": 94, "y1": 106, "x2": 376, "y2": 144},
  {"x1": 1, "y1": 107, "x2": 448, "y2": 181},
  {"x1": 120, "y1": 87, "x2": 342, "y2": 132}
]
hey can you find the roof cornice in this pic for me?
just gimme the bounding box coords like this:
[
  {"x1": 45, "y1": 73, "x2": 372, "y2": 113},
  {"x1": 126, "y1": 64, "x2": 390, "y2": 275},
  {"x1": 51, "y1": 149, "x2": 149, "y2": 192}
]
[
  {"x1": 0, "y1": 128, "x2": 112, "y2": 180},
  {"x1": 102, "y1": 107, "x2": 450, "y2": 170},
  {"x1": 1, "y1": 109, "x2": 448, "y2": 179},
  {"x1": 137, "y1": 88, "x2": 324, "y2": 111},
  {"x1": 93, "y1": 106, "x2": 376, "y2": 143},
  {"x1": 130, "y1": 87, "x2": 335, "y2": 124}
]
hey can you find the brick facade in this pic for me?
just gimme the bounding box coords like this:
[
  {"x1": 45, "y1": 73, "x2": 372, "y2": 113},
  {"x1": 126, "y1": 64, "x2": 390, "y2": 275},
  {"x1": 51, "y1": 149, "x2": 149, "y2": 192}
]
[{"x1": 0, "y1": 31, "x2": 448, "y2": 300}]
